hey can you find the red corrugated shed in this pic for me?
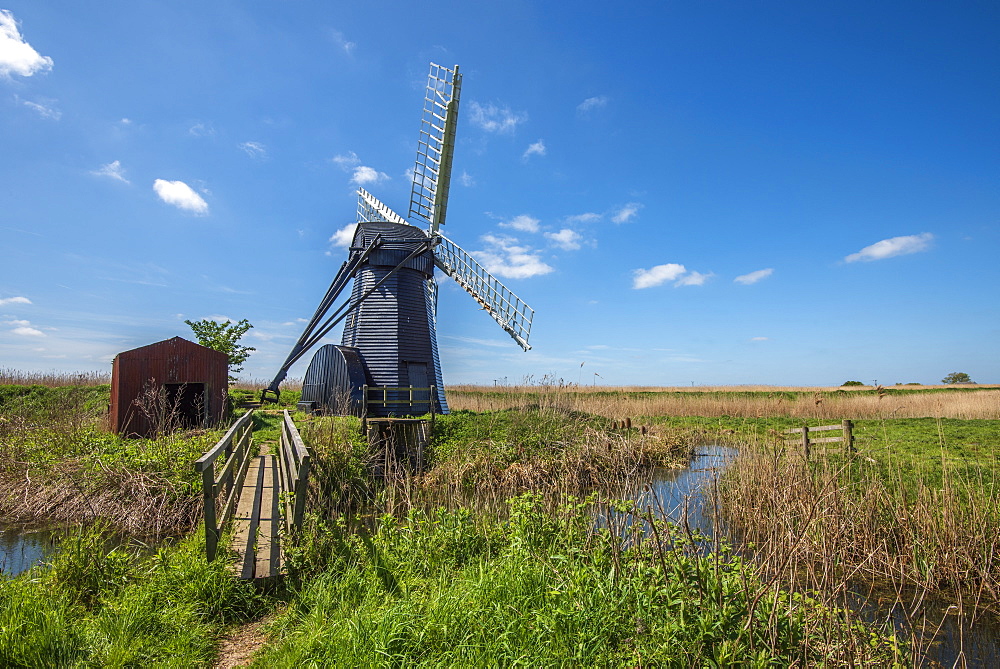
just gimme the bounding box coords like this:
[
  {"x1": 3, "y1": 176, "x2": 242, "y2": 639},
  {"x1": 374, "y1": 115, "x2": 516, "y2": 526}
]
[{"x1": 110, "y1": 337, "x2": 229, "y2": 437}]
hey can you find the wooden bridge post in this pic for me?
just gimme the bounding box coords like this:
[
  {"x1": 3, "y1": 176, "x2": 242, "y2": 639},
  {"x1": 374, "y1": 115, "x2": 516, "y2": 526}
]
[{"x1": 201, "y1": 466, "x2": 219, "y2": 561}]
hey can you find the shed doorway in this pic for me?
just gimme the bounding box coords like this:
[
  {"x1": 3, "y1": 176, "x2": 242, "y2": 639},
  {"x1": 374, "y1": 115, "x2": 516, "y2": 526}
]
[{"x1": 164, "y1": 383, "x2": 207, "y2": 429}]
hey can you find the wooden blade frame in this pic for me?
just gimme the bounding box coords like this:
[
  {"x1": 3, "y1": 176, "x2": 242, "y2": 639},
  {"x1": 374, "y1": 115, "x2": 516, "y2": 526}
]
[
  {"x1": 409, "y1": 63, "x2": 461, "y2": 235},
  {"x1": 434, "y1": 234, "x2": 533, "y2": 351}
]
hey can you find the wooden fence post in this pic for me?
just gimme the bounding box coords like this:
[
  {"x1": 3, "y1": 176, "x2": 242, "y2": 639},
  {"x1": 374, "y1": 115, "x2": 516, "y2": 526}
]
[
  {"x1": 842, "y1": 419, "x2": 855, "y2": 453},
  {"x1": 801, "y1": 425, "x2": 810, "y2": 460}
]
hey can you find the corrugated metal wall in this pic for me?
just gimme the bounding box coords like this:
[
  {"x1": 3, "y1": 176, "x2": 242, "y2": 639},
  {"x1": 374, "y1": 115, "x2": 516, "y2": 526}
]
[
  {"x1": 300, "y1": 344, "x2": 370, "y2": 415},
  {"x1": 110, "y1": 337, "x2": 229, "y2": 437}
]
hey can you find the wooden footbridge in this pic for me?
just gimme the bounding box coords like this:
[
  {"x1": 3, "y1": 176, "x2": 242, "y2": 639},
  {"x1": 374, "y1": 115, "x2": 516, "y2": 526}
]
[
  {"x1": 194, "y1": 409, "x2": 311, "y2": 582},
  {"x1": 193, "y1": 387, "x2": 435, "y2": 582}
]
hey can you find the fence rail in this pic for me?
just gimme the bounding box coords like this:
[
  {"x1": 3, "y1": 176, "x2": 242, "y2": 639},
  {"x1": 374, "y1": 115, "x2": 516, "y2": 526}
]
[
  {"x1": 194, "y1": 409, "x2": 255, "y2": 561},
  {"x1": 362, "y1": 385, "x2": 437, "y2": 430},
  {"x1": 278, "y1": 409, "x2": 310, "y2": 530},
  {"x1": 784, "y1": 420, "x2": 855, "y2": 459}
]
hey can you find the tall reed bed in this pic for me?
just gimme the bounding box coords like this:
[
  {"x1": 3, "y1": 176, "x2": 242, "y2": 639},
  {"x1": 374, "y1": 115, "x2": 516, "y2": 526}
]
[
  {"x1": 717, "y1": 428, "x2": 1000, "y2": 663},
  {"x1": 0, "y1": 369, "x2": 110, "y2": 387},
  {"x1": 266, "y1": 495, "x2": 901, "y2": 666},
  {"x1": 448, "y1": 385, "x2": 1000, "y2": 420}
]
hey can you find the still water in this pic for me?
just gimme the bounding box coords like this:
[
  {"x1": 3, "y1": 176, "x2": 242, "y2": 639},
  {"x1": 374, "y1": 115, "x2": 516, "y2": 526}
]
[{"x1": 0, "y1": 524, "x2": 62, "y2": 576}]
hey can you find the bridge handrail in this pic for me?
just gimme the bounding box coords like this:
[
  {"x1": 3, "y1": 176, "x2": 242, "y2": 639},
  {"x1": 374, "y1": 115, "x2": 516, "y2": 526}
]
[
  {"x1": 278, "y1": 410, "x2": 311, "y2": 530},
  {"x1": 194, "y1": 409, "x2": 255, "y2": 561}
]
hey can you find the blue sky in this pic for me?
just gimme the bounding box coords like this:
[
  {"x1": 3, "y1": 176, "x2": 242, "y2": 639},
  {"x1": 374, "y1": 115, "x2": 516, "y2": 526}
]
[{"x1": 1, "y1": 1, "x2": 997, "y2": 386}]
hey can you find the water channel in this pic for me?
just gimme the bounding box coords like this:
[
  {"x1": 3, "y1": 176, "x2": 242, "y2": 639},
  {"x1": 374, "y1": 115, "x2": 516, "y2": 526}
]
[{"x1": 2, "y1": 444, "x2": 996, "y2": 665}]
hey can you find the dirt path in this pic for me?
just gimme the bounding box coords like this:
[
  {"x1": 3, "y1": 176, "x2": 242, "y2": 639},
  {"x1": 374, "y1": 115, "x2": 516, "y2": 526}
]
[{"x1": 215, "y1": 614, "x2": 276, "y2": 668}]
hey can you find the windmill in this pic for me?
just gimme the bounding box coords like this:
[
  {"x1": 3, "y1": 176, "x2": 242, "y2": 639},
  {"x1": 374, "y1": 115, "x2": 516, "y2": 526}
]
[{"x1": 262, "y1": 63, "x2": 534, "y2": 416}]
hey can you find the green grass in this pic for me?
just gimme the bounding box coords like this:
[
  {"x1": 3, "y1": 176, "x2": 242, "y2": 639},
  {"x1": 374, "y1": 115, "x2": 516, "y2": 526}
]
[
  {"x1": 0, "y1": 525, "x2": 270, "y2": 667},
  {"x1": 260, "y1": 496, "x2": 901, "y2": 666}
]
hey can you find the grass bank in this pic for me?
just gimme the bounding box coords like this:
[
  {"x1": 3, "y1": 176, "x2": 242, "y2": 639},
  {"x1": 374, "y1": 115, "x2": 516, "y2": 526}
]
[
  {"x1": 0, "y1": 525, "x2": 269, "y2": 666},
  {"x1": 265, "y1": 495, "x2": 901, "y2": 666}
]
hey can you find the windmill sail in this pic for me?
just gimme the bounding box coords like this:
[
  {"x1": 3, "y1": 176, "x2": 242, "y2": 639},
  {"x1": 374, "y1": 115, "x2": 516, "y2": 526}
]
[
  {"x1": 358, "y1": 187, "x2": 408, "y2": 225},
  {"x1": 409, "y1": 63, "x2": 461, "y2": 235},
  {"x1": 434, "y1": 234, "x2": 534, "y2": 351}
]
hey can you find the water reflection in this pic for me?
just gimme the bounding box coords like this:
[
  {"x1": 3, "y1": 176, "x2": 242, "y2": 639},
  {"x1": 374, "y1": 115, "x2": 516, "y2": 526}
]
[{"x1": 0, "y1": 525, "x2": 61, "y2": 576}]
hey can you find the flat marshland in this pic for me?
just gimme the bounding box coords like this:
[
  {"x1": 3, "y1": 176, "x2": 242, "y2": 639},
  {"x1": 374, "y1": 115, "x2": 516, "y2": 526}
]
[{"x1": 2, "y1": 376, "x2": 997, "y2": 664}]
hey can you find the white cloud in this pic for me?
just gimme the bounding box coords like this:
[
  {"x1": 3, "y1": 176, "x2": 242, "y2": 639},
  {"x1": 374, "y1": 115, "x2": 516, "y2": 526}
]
[
  {"x1": 91, "y1": 160, "x2": 130, "y2": 184},
  {"x1": 577, "y1": 96, "x2": 608, "y2": 113},
  {"x1": 330, "y1": 223, "x2": 357, "y2": 249},
  {"x1": 475, "y1": 235, "x2": 553, "y2": 279},
  {"x1": 566, "y1": 212, "x2": 601, "y2": 224},
  {"x1": 467, "y1": 101, "x2": 527, "y2": 134},
  {"x1": 676, "y1": 271, "x2": 714, "y2": 286},
  {"x1": 633, "y1": 264, "x2": 687, "y2": 289},
  {"x1": 239, "y1": 141, "x2": 267, "y2": 158},
  {"x1": 459, "y1": 170, "x2": 475, "y2": 187},
  {"x1": 188, "y1": 122, "x2": 215, "y2": 137},
  {"x1": 632, "y1": 263, "x2": 712, "y2": 289},
  {"x1": 612, "y1": 203, "x2": 642, "y2": 224},
  {"x1": 500, "y1": 215, "x2": 540, "y2": 233},
  {"x1": 3, "y1": 319, "x2": 30, "y2": 326},
  {"x1": 734, "y1": 268, "x2": 773, "y2": 285},
  {"x1": 0, "y1": 296, "x2": 31, "y2": 306},
  {"x1": 331, "y1": 152, "x2": 387, "y2": 186},
  {"x1": 120, "y1": 118, "x2": 132, "y2": 125},
  {"x1": 11, "y1": 325, "x2": 45, "y2": 337},
  {"x1": 332, "y1": 151, "x2": 360, "y2": 168},
  {"x1": 350, "y1": 165, "x2": 389, "y2": 186},
  {"x1": 522, "y1": 139, "x2": 546, "y2": 160},
  {"x1": 153, "y1": 179, "x2": 209, "y2": 215},
  {"x1": 20, "y1": 97, "x2": 60, "y2": 120},
  {"x1": 545, "y1": 228, "x2": 582, "y2": 250},
  {"x1": 0, "y1": 10, "x2": 53, "y2": 78},
  {"x1": 750, "y1": 337, "x2": 769, "y2": 341},
  {"x1": 845, "y1": 233, "x2": 933, "y2": 263},
  {"x1": 329, "y1": 29, "x2": 355, "y2": 55}
]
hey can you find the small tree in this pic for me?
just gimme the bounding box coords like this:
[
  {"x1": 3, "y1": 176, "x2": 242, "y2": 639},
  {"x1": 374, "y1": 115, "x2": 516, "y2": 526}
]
[
  {"x1": 941, "y1": 372, "x2": 973, "y2": 384},
  {"x1": 841, "y1": 380, "x2": 864, "y2": 387},
  {"x1": 185, "y1": 318, "x2": 256, "y2": 379}
]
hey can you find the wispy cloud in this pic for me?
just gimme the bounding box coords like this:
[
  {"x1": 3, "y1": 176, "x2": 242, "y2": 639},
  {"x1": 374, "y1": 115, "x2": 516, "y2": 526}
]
[
  {"x1": 545, "y1": 228, "x2": 582, "y2": 250},
  {"x1": 19, "y1": 97, "x2": 60, "y2": 119},
  {"x1": 750, "y1": 336, "x2": 769, "y2": 341},
  {"x1": 675, "y1": 271, "x2": 714, "y2": 286},
  {"x1": 0, "y1": 10, "x2": 53, "y2": 78},
  {"x1": 734, "y1": 268, "x2": 773, "y2": 285},
  {"x1": 239, "y1": 141, "x2": 267, "y2": 158},
  {"x1": 443, "y1": 335, "x2": 512, "y2": 348},
  {"x1": 0, "y1": 296, "x2": 31, "y2": 306},
  {"x1": 188, "y1": 122, "x2": 215, "y2": 137},
  {"x1": 329, "y1": 223, "x2": 357, "y2": 249},
  {"x1": 153, "y1": 179, "x2": 209, "y2": 215},
  {"x1": 91, "y1": 160, "x2": 130, "y2": 184},
  {"x1": 845, "y1": 233, "x2": 933, "y2": 263},
  {"x1": 633, "y1": 263, "x2": 712, "y2": 289},
  {"x1": 612, "y1": 202, "x2": 642, "y2": 224},
  {"x1": 467, "y1": 101, "x2": 527, "y2": 134},
  {"x1": 459, "y1": 170, "x2": 475, "y2": 187},
  {"x1": 475, "y1": 234, "x2": 553, "y2": 279},
  {"x1": 566, "y1": 212, "x2": 601, "y2": 224},
  {"x1": 522, "y1": 139, "x2": 546, "y2": 160},
  {"x1": 500, "y1": 215, "x2": 540, "y2": 233},
  {"x1": 329, "y1": 29, "x2": 355, "y2": 55},
  {"x1": 576, "y1": 95, "x2": 608, "y2": 113}
]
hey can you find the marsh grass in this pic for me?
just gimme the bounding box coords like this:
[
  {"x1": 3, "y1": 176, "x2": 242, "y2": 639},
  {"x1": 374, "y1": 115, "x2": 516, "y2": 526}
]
[
  {"x1": 448, "y1": 384, "x2": 1000, "y2": 420},
  {"x1": 1, "y1": 383, "x2": 219, "y2": 536}
]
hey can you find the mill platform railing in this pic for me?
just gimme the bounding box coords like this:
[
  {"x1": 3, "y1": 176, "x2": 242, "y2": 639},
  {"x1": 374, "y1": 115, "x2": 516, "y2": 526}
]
[{"x1": 194, "y1": 409, "x2": 311, "y2": 581}]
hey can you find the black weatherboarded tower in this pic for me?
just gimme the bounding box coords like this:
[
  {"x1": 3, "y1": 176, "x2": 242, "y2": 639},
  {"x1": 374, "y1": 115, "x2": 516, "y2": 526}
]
[{"x1": 263, "y1": 64, "x2": 533, "y2": 416}]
